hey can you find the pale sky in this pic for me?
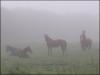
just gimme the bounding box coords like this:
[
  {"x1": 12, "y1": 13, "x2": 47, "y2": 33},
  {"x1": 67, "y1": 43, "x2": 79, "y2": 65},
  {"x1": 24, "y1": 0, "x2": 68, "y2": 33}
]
[
  {"x1": 1, "y1": 1, "x2": 99, "y2": 15},
  {"x1": 1, "y1": 1, "x2": 99, "y2": 44}
]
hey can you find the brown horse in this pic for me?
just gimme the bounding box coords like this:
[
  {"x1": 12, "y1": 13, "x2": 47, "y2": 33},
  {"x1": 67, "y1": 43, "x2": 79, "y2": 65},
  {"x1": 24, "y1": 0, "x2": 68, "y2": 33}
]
[
  {"x1": 18, "y1": 46, "x2": 32, "y2": 58},
  {"x1": 80, "y1": 31, "x2": 92, "y2": 50},
  {"x1": 44, "y1": 34, "x2": 67, "y2": 56},
  {"x1": 80, "y1": 38, "x2": 92, "y2": 50},
  {"x1": 6, "y1": 46, "x2": 32, "y2": 58}
]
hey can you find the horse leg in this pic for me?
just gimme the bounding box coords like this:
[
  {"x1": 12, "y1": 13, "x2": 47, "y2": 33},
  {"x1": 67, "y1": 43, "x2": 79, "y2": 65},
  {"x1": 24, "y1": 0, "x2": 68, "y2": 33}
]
[
  {"x1": 48, "y1": 47, "x2": 52, "y2": 56},
  {"x1": 61, "y1": 46, "x2": 66, "y2": 56},
  {"x1": 48, "y1": 47, "x2": 50, "y2": 56},
  {"x1": 50, "y1": 49, "x2": 52, "y2": 56},
  {"x1": 62, "y1": 50, "x2": 65, "y2": 56},
  {"x1": 81, "y1": 44, "x2": 86, "y2": 51}
]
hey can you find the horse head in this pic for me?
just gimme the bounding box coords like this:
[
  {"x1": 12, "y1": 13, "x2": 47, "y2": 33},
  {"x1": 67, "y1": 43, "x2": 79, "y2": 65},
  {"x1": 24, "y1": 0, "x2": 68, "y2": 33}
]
[
  {"x1": 24, "y1": 46, "x2": 32, "y2": 54},
  {"x1": 44, "y1": 34, "x2": 48, "y2": 39},
  {"x1": 82, "y1": 30, "x2": 86, "y2": 34},
  {"x1": 44, "y1": 34, "x2": 53, "y2": 42}
]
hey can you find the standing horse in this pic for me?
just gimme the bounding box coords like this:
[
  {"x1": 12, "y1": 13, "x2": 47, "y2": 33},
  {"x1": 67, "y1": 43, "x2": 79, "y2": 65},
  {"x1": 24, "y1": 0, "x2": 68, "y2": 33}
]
[
  {"x1": 6, "y1": 45, "x2": 32, "y2": 58},
  {"x1": 80, "y1": 31, "x2": 92, "y2": 50},
  {"x1": 81, "y1": 38, "x2": 92, "y2": 50},
  {"x1": 44, "y1": 34, "x2": 67, "y2": 56}
]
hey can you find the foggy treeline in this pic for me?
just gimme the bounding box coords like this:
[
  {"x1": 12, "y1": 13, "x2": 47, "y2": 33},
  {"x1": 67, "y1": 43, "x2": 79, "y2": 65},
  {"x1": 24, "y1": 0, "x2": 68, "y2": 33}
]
[{"x1": 1, "y1": 7, "x2": 99, "y2": 47}]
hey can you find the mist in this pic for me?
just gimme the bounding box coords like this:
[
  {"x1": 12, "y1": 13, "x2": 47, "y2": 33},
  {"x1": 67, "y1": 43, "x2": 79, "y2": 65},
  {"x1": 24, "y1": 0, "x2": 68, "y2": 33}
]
[
  {"x1": 1, "y1": 1, "x2": 99, "y2": 47},
  {"x1": 1, "y1": 1, "x2": 99, "y2": 74}
]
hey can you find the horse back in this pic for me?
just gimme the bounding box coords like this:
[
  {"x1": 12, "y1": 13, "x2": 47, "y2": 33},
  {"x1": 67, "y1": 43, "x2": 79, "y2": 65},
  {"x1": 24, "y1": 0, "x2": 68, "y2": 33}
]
[
  {"x1": 57, "y1": 39, "x2": 67, "y2": 47},
  {"x1": 87, "y1": 38, "x2": 92, "y2": 43}
]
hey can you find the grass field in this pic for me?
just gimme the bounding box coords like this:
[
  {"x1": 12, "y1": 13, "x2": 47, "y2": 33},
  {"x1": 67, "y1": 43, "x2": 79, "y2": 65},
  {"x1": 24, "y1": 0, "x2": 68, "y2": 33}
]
[{"x1": 1, "y1": 42, "x2": 99, "y2": 74}]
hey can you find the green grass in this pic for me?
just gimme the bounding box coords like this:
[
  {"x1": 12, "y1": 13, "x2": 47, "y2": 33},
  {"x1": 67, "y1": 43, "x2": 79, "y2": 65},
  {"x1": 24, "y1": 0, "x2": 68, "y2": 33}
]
[{"x1": 1, "y1": 42, "x2": 99, "y2": 74}]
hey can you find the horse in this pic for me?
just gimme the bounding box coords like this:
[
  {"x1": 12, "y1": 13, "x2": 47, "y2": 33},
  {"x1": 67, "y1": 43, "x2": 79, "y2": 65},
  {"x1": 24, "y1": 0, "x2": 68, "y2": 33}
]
[
  {"x1": 44, "y1": 34, "x2": 67, "y2": 56},
  {"x1": 80, "y1": 38, "x2": 92, "y2": 50},
  {"x1": 6, "y1": 45, "x2": 32, "y2": 58},
  {"x1": 6, "y1": 46, "x2": 20, "y2": 56},
  {"x1": 23, "y1": 46, "x2": 32, "y2": 54},
  {"x1": 17, "y1": 46, "x2": 32, "y2": 58}
]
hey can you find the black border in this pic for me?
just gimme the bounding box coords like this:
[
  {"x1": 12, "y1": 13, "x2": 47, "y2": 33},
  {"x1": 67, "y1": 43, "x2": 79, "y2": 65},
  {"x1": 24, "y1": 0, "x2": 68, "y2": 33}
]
[{"x1": 0, "y1": 0, "x2": 99, "y2": 75}]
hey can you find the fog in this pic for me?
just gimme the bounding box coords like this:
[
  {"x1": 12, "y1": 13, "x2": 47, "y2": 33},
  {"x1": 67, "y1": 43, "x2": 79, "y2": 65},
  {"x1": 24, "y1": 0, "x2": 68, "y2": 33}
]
[{"x1": 1, "y1": 1, "x2": 99, "y2": 47}]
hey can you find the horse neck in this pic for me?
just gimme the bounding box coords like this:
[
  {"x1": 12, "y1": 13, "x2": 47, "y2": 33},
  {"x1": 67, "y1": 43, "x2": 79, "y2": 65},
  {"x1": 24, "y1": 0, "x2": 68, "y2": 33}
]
[
  {"x1": 81, "y1": 34, "x2": 87, "y2": 40},
  {"x1": 45, "y1": 35, "x2": 53, "y2": 42},
  {"x1": 23, "y1": 48, "x2": 30, "y2": 53},
  {"x1": 23, "y1": 48, "x2": 28, "y2": 52}
]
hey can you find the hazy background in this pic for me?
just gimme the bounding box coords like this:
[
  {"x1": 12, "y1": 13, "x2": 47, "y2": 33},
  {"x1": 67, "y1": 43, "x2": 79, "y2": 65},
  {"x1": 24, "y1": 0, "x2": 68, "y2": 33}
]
[{"x1": 1, "y1": 1, "x2": 99, "y2": 47}]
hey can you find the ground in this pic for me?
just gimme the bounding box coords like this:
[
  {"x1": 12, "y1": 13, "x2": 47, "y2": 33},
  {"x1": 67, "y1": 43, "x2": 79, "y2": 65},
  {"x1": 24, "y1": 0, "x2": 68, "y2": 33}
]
[{"x1": 1, "y1": 42, "x2": 99, "y2": 74}]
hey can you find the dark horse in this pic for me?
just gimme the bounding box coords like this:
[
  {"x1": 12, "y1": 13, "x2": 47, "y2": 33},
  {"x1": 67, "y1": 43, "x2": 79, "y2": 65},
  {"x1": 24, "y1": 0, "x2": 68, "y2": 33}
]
[
  {"x1": 80, "y1": 30, "x2": 92, "y2": 50},
  {"x1": 44, "y1": 34, "x2": 67, "y2": 56},
  {"x1": 19, "y1": 46, "x2": 32, "y2": 58},
  {"x1": 6, "y1": 45, "x2": 32, "y2": 58}
]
